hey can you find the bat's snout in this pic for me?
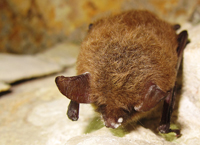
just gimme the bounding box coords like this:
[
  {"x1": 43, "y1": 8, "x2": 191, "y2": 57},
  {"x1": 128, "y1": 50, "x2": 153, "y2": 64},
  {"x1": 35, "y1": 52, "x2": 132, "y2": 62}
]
[{"x1": 104, "y1": 117, "x2": 123, "y2": 129}]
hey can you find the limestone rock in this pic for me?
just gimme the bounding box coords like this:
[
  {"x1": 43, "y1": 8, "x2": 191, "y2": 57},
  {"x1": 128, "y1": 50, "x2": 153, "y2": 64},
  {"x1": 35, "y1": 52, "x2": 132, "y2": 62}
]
[
  {"x1": 182, "y1": 24, "x2": 200, "y2": 108},
  {"x1": 36, "y1": 43, "x2": 79, "y2": 67},
  {"x1": 0, "y1": 53, "x2": 62, "y2": 83},
  {"x1": 0, "y1": 0, "x2": 198, "y2": 54},
  {"x1": 0, "y1": 42, "x2": 79, "y2": 93}
]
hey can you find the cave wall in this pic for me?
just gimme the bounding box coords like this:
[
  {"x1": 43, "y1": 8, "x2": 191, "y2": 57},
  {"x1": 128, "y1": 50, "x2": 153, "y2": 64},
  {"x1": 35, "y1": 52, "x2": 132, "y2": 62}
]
[{"x1": 0, "y1": 0, "x2": 198, "y2": 54}]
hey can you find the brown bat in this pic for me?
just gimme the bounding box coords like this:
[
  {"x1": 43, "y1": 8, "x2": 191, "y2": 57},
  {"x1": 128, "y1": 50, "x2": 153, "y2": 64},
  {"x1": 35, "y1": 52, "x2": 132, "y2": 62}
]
[{"x1": 55, "y1": 10, "x2": 188, "y2": 135}]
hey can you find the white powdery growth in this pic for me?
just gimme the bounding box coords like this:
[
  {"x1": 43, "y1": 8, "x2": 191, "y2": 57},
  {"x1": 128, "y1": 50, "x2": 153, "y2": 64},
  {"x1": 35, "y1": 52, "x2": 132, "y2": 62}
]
[
  {"x1": 118, "y1": 117, "x2": 123, "y2": 123},
  {"x1": 111, "y1": 122, "x2": 120, "y2": 129}
]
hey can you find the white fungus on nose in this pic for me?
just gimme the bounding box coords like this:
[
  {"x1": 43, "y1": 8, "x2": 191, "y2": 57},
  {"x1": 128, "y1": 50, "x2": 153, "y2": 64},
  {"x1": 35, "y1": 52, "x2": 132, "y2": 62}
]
[
  {"x1": 111, "y1": 122, "x2": 120, "y2": 129},
  {"x1": 118, "y1": 117, "x2": 123, "y2": 123}
]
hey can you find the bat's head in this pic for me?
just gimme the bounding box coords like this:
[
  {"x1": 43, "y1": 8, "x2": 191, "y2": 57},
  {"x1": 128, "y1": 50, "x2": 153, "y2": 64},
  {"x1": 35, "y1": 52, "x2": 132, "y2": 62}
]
[
  {"x1": 96, "y1": 104, "x2": 136, "y2": 129},
  {"x1": 55, "y1": 72, "x2": 168, "y2": 129},
  {"x1": 99, "y1": 106, "x2": 132, "y2": 129}
]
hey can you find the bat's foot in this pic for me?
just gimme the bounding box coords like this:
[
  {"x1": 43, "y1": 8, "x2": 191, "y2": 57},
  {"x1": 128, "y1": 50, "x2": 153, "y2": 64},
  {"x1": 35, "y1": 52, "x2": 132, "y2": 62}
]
[
  {"x1": 170, "y1": 129, "x2": 181, "y2": 137},
  {"x1": 158, "y1": 124, "x2": 181, "y2": 137},
  {"x1": 67, "y1": 101, "x2": 79, "y2": 121},
  {"x1": 67, "y1": 108, "x2": 79, "y2": 121},
  {"x1": 158, "y1": 124, "x2": 170, "y2": 134}
]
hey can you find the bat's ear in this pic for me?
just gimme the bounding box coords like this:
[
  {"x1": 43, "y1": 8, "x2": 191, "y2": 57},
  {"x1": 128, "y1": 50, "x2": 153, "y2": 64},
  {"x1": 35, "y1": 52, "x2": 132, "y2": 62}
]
[
  {"x1": 177, "y1": 30, "x2": 188, "y2": 57},
  {"x1": 55, "y1": 72, "x2": 93, "y2": 103},
  {"x1": 134, "y1": 81, "x2": 168, "y2": 112}
]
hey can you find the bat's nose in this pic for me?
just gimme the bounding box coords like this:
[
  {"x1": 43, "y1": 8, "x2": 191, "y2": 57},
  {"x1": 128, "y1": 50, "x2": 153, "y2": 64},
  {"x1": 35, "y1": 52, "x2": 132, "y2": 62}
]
[{"x1": 104, "y1": 117, "x2": 121, "y2": 129}]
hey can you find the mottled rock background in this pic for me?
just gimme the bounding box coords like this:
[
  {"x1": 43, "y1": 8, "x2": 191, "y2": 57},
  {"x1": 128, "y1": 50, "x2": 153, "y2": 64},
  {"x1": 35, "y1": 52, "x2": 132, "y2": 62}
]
[
  {"x1": 0, "y1": 0, "x2": 198, "y2": 54},
  {"x1": 1, "y1": 0, "x2": 200, "y2": 145}
]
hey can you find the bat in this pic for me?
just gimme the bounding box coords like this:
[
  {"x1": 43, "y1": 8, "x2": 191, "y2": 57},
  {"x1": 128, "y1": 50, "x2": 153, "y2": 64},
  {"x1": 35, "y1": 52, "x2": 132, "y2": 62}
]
[{"x1": 55, "y1": 10, "x2": 188, "y2": 136}]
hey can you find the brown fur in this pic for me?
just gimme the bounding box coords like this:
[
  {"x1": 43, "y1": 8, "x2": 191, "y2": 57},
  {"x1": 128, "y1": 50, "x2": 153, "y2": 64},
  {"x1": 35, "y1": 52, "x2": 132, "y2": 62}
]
[{"x1": 76, "y1": 10, "x2": 178, "y2": 123}]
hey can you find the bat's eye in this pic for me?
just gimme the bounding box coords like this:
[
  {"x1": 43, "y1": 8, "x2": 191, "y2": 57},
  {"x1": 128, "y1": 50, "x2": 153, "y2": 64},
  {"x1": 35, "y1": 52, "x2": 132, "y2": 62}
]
[
  {"x1": 96, "y1": 104, "x2": 106, "y2": 113},
  {"x1": 121, "y1": 108, "x2": 131, "y2": 114}
]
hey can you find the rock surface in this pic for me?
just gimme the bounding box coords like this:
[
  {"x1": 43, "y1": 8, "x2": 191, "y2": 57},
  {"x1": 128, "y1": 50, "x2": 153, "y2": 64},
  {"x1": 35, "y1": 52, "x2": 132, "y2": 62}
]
[
  {"x1": 36, "y1": 43, "x2": 79, "y2": 67},
  {"x1": 0, "y1": 53, "x2": 62, "y2": 83},
  {"x1": 0, "y1": 43, "x2": 79, "y2": 92},
  {"x1": 0, "y1": 0, "x2": 198, "y2": 53},
  {"x1": 182, "y1": 24, "x2": 200, "y2": 108}
]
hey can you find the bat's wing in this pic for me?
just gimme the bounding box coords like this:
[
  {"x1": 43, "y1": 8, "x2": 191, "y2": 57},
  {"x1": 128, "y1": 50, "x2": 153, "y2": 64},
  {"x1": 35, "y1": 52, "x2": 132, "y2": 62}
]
[
  {"x1": 55, "y1": 73, "x2": 92, "y2": 103},
  {"x1": 158, "y1": 30, "x2": 188, "y2": 135},
  {"x1": 134, "y1": 81, "x2": 168, "y2": 112},
  {"x1": 176, "y1": 30, "x2": 188, "y2": 70},
  {"x1": 67, "y1": 100, "x2": 80, "y2": 121},
  {"x1": 135, "y1": 30, "x2": 188, "y2": 113}
]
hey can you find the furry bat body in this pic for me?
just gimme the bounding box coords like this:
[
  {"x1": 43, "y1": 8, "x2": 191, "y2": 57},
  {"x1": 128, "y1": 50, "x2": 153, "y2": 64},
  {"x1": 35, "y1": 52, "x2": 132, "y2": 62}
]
[{"x1": 55, "y1": 10, "x2": 188, "y2": 135}]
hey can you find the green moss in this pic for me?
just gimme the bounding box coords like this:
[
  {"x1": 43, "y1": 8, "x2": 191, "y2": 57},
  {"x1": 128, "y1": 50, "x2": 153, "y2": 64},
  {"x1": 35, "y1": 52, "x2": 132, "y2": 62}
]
[
  {"x1": 84, "y1": 116, "x2": 128, "y2": 137},
  {"x1": 159, "y1": 132, "x2": 177, "y2": 141},
  {"x1": 159, "y1": 124, "x2": 181, "y2": 142},
  {"x1": 84, "y1": 115, "x2": 181, "y2": 140},
  {"x1": 109, "y1": 127, "x2": 128, "y2": 137},
  {"x1": 84, "y1": 116, "x2": 104, "y2": 134}
]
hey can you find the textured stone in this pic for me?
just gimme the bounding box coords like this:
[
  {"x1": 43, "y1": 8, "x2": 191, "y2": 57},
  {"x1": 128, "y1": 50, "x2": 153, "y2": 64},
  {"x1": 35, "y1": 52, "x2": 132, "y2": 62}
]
[
  {"x1": 0, "y1": 53, "x2": 62, "y2": 83},
  {"x1": 182, "y1": 24, "x2": 200, "y2": 108},
  {"x1": 0, "y1": 42, "x2": 79, "y2": 85},
  {"x1": 0, "y1": 0, "x2": 198, "y2": 54},
  {"x1": 66, "y1": 133, "x2": 150, "y2": 145},
  {"x1": 36, "y1": 43, "x2": 79, "y2": 67}
]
